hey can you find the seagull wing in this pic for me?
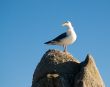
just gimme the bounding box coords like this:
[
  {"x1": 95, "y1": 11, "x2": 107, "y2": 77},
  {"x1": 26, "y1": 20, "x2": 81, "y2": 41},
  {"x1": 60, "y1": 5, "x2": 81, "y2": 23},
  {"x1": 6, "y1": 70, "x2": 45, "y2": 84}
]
[
  {"x1": 44, "y1": 32, "x2": 67, "y2": 44},
  {"x1": 52, "y1": 32, "x2": 67, "y2": 41}
]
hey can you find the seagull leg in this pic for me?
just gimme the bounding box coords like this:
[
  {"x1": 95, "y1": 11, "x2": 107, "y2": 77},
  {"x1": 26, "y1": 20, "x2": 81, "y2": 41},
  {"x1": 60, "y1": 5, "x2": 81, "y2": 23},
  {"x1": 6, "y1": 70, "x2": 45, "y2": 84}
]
[
  {"x1": 63, "y1": 45, "x2": 65, "y2": 52},
  {"x1": 63, "y1": 45, "x2": 67, "y2": 52},
  {"x1": 65, "y1": 46, "x2": 67, "y2": 52}
]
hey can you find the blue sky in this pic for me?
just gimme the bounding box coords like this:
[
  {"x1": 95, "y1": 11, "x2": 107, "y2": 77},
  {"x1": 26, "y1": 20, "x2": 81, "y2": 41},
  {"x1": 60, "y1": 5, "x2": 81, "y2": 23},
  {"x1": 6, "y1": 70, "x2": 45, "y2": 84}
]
[{"x1": 0, "y1": 0, "x2": 110, "y2": 87}]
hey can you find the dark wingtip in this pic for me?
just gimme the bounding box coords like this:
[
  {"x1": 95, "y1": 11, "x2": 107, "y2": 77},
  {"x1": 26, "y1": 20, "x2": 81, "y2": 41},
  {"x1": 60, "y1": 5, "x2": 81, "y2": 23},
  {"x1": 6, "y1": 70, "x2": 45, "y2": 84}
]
[
  {"x1": 44, "y1": 41, "x2": 51, "y2": 44},
  {"x1": 44, "y1": 42, "x2": 48, "y2": 44},
  {"x1": 44, "y1": 42, "x2": 47, "y2": 44}
]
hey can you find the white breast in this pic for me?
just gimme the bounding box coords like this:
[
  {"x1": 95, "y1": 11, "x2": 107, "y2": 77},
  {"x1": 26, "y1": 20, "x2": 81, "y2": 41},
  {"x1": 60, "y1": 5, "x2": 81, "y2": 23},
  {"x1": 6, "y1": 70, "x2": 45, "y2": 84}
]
[{"x1": 57, "y1": 29, "x2": 77, "y2": 46}]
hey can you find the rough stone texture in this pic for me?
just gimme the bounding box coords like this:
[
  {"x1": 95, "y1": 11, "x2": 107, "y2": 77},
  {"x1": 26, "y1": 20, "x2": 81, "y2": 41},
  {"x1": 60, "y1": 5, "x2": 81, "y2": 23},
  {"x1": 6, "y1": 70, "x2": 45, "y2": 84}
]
[
  {"x1": 32, "y1": 49, "x2": 105, "y2": 87},
  {"x1": 74, "y1": 54, "x2": 105, "y2": 87}
]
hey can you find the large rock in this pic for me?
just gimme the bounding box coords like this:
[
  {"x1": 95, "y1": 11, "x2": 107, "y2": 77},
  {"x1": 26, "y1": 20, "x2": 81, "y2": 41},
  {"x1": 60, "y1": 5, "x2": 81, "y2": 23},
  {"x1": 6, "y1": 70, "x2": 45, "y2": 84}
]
[{"x1": 32, "y1": 49, "x2": 105, "y2": 87}]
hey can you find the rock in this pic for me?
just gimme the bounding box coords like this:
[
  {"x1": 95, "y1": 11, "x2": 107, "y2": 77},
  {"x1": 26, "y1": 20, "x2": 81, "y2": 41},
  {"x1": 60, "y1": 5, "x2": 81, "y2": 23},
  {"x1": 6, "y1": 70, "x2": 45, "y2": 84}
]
[
  {"x1": 31, "y1": 49, "x2": 105, "y2": 87},
  {"x1": 74, "y1": 54, "x2": 105, "y2": 87}
]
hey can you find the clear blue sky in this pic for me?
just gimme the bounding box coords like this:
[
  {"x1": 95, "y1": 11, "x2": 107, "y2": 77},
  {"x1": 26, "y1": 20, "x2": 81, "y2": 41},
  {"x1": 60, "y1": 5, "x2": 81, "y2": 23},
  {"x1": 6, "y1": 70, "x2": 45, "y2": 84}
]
[{"x1": 0, "y1": 0, "x2": 110, "y2": 87}]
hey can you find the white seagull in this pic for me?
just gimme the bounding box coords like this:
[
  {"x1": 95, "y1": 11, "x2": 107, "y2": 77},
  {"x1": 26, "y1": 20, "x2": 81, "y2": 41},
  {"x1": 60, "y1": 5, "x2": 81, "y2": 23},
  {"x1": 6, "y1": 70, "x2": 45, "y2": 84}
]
[{"x1": 44, "y1": 21, "x2": 77, "y2": 52}]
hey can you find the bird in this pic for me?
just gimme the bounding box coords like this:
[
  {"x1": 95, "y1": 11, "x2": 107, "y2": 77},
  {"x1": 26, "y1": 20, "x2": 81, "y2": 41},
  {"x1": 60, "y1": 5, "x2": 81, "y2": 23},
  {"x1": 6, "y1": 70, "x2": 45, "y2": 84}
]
[{"x1": 44, "y1": 21, "x2": 77, "y2": 52}]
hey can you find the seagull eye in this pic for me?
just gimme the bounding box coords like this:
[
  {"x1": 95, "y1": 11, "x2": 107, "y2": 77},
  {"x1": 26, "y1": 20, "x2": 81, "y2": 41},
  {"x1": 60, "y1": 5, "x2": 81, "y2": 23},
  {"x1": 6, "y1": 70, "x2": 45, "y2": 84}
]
[
  {"x1": 65, "y1": 21, "x2": 68, "y2": 24},
  {"x1": 66, "y1": 21, "x2": 70, "y2": 23}
]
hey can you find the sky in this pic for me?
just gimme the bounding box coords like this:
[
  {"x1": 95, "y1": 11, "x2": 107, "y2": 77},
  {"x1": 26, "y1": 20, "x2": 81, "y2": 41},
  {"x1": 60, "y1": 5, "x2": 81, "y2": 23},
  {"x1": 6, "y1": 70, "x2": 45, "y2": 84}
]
[{"x1": 0, "y1": 0, "x2": 110, "y2": 87}]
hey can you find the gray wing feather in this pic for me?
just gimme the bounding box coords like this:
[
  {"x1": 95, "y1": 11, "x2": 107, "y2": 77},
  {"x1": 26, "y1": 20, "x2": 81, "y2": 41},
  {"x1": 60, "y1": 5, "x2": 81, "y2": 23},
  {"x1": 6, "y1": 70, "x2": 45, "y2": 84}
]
[
  {"x1": 52, "y1": 32, "x2": 67, "y2": 41},
  {"x1": 44, "y1": 32, "x2": 67, "y2": 44}
]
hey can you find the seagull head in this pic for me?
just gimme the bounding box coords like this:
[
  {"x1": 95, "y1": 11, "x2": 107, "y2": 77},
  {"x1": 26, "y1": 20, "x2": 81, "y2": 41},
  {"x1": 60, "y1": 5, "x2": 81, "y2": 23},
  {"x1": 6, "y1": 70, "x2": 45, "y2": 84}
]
[{"x1": 62, "y1": 21, "x2": 72, "y2": 27}]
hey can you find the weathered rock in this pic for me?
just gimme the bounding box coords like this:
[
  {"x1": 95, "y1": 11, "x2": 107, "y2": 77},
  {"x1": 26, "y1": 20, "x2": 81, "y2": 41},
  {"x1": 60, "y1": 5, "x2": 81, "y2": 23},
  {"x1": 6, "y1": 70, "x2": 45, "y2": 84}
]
[
  {"x1": 74, "y1": 54, "x2": 105, "y2": 87},
  {"x1": 32, "y1": 49, "x2": 105, "y2": 87}
]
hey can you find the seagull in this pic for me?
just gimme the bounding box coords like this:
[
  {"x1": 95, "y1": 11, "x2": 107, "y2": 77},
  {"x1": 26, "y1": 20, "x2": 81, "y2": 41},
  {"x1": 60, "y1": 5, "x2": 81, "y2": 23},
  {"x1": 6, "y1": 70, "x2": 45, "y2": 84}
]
[{"x1": 44, "y1": 21, "x2": 77, "y2": 52}]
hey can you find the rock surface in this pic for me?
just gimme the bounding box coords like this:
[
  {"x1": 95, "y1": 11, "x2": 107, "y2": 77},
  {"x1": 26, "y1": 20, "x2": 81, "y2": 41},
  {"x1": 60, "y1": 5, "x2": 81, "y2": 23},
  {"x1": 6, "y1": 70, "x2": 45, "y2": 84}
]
[{"x1": 32, "y1": 49, "x2": 105, "y2": 87}]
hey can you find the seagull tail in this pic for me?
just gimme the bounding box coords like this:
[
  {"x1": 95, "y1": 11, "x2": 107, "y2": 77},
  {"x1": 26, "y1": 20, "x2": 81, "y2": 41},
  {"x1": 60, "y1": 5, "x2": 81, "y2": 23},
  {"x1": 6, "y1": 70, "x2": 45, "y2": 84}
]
[{"x1": 44, "y1": 40, "x2": 56, "y2": 45}]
